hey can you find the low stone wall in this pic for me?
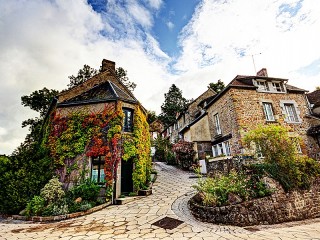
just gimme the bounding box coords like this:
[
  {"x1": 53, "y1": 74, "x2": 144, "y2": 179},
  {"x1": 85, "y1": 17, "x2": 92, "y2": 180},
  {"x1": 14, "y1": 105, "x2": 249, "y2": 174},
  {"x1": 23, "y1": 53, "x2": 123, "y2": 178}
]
[{"x1": 189, "y1": 180, "x2": 320, "y2": 226}]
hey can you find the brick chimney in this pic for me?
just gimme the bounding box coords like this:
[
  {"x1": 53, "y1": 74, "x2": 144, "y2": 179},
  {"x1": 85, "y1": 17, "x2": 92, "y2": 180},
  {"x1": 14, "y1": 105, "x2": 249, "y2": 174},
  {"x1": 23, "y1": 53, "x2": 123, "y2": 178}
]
[
  {"x1": 257, "y1": 68, "x2": 268, "y2": 77},
  {"x1": 101, "y1": 59, "x2": 115, "y2": 72}
]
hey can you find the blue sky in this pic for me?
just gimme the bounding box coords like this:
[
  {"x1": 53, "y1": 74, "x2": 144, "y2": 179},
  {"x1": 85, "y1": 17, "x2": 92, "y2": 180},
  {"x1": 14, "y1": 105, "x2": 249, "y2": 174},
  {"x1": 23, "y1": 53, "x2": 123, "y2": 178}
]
[{"x1": 0, "y1": 0, "x2": 319, "y2": 154}]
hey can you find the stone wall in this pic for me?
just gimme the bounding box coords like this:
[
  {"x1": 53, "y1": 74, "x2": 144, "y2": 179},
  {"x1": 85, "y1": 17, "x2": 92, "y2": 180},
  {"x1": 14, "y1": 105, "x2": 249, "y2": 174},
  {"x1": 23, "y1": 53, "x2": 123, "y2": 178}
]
[{"x1": 189, "y1": 179, "x2": 320, "y2": 226}]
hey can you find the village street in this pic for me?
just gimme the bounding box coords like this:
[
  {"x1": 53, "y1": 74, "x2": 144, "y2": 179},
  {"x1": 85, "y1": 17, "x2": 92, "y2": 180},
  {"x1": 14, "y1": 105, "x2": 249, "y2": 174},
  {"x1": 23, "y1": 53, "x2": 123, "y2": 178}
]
[{"x1": 1, "y1": 162, "x2": 320, "y2": 240}]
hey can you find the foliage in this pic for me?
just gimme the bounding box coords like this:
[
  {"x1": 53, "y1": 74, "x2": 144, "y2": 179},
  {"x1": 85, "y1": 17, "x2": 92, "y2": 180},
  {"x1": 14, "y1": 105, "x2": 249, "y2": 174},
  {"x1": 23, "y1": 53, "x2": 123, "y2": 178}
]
[
  {"x1": 316, "y1": 86, "x2": 320, "y2": 90},
  {"x1": 165, "y1": 150, "x2": 176, "y2": 165},
  {"x1": 243, "y1": 124, "x2": 298, "y2": 164},
  {"x1": 208, "y1": 80, "x2": 225, "y2": 93},
  {"x1": 115, "y1": 67, "x2": 136, "y2": 91},
  {"x1": 159, "y1": 84, "x2": 189, "y2": 127},
  {"x1": 40, "y1": 177, "x2": 65, "y2": 205},
  {"x1": 153, "y1": 135, "x2": 173, "y2": 163},
  {"x1": 25, "y1": 195, "x2": 45, "y2": 216},
  {"x1": 193, "y1": 170, "x2": 273, "y2": 207},
  {"x1": 131, "y1": 107, "x2": 152, "y2": 190},
  {"x1": 69, "y1": 179, "x2": 100, "y2": 202},
  {"x1": 67, "y1": 65, "x2": 98, "y2": 89},
  {"x1": 146, "y1": 110, "x2": 157, "y2": 124},
  {"x1": 172, "y1": 140, "x2": 196, "y2": 169},
  {"x1": 244, "y1": 124, "x2": 320, "y2": 191}
]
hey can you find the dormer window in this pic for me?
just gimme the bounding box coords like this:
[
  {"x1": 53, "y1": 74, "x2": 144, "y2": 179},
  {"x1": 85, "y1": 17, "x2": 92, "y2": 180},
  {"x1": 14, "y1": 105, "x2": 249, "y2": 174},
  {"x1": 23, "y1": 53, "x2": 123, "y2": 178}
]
[
  {"x1": 271, "y1": 82, "x2": 285, "y2": 92},
  {"x1": 256, "y1": 80, "x2": 269, "y2": 91},
  {"x1": 255, "y1": 79, "x2": 286, "y2": 93}
]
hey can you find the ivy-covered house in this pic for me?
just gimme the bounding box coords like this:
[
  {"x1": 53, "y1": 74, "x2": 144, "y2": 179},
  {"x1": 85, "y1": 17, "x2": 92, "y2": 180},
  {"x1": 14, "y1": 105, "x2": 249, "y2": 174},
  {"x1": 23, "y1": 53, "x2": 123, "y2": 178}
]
[{"x1": 45, "y1": 59, "x2": 151, "y2": 200}]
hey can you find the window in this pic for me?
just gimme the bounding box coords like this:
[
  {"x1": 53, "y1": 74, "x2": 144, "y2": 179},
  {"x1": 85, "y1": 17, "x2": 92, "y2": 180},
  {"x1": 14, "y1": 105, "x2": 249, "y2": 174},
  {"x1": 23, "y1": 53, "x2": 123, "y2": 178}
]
[
  {"x1": 123, "y1": 108, "x2": 133, "y2": 132},
  {"x1": 212, "y1": 141, "x2": 232, "y2": 157},
  {"x1": 262, "y1": 102, "x2": 275, "y2": 121},
  {"x1": 257, "y1": 81, "x2": 269, "y2": 91},
  {"x1": 214, "y1": 113, "x2": 222, "y2": 135},
  {"x1": 284, "y1": 103, "x2": 299, "y2": 122},
  {"x1": 91, "y1": 156, "x2": 105, "y2": 184},
  {"x1": 225, "y1": 141, "x2": 231, "y2": 156},
  {"x1": 272, "y1": 82, "x2": 285, "y2": 92}
]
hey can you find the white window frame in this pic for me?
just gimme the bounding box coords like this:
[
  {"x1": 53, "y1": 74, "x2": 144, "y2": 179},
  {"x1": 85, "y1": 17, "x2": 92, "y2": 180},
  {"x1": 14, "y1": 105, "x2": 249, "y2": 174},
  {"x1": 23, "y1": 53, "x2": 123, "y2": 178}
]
[
  {"x1": 254, "y1": 79, "x2": 286, "y2": 93},
  {"x1": 256, "y1": 80, "x2": 269, "y2": 91},
  {"x1": 214, "y1": 113, "x2": 222, "y2": 135},
  {"x1": 280, "y1": 100, "x2": 301, "y2": 123},
  {"x1": 262, "y1": 102, "x2": 275, "y2": 121},
  {"x1": 212, "y1": 141, "x2": 232, "y2": 157}
]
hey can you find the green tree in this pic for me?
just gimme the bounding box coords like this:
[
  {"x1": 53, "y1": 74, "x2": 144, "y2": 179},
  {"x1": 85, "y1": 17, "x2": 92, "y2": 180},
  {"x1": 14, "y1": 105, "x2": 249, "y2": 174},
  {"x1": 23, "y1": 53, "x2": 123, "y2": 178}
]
[
  {"x1": 67, "y1": 65, "x2": 98, "y2": 89},
  {"x1": 208, "y1": 80, "x2": 225, "y2": 93},
  {"x1": 159, "y1": 84, "x2": 189, "y2": 127},
  {"x1": 146, "y1": 110, "x2": 157, "y2": 124},
  {"x1": 316, "y1": 86, "x2": 320, "y2": 90},
  {"x1": 115, "y1": 67, "x2": 136, "y2": 92},
  {"x1": 21, "y1": 88, "x2": 59, "y2": 142}
]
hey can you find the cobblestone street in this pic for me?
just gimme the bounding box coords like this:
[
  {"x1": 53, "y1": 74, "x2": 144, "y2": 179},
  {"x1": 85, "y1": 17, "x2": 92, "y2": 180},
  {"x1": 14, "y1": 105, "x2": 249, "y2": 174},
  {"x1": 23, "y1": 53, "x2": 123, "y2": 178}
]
[{"x1": 1, "y1": 162, "x2": 320, "y2": 240}]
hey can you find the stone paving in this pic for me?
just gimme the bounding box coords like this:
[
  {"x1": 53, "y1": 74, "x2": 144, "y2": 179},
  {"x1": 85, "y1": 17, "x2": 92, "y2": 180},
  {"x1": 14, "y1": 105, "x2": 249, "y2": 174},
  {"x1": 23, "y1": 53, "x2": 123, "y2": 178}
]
[{"x1": 1, "y1": 162, "x2": 320, "y2": 239}]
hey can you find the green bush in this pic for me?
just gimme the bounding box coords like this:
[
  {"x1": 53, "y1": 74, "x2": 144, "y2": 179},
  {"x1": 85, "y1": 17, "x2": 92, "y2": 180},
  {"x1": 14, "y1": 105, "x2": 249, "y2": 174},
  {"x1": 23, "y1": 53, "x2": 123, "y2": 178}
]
[
  {"x1": 244, "y1": 125, "x2": 320, "y2": 191},
  {"x1": 69, "y1": 179, "x2": 100, "y2": 202},
  {"x1": 40, "y1": 177, "x2": 65, "y2": 204},
  {"x1": 25, "y1": 195, "x2": 45, "y2": 216}
]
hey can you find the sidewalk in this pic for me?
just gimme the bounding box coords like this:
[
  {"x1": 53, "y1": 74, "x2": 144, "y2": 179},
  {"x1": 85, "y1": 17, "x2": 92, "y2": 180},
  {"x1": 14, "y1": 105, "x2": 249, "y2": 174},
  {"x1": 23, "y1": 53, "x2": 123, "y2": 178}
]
[{"x1": 1, "y1": 162, "x2": 320, "y2": 239}]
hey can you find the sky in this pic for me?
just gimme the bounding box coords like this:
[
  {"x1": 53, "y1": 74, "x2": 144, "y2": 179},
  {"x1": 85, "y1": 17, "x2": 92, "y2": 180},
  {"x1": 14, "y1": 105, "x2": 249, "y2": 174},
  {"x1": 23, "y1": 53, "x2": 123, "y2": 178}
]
[{"x1": 0, "y1": 0, "x2": 319, "y2": 155}]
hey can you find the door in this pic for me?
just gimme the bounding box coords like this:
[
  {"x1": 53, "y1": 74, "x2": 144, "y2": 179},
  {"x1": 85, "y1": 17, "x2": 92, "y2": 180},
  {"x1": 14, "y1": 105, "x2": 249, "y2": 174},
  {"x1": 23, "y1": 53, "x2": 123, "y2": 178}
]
[{"x1": 121, "y1": 158, "x2": 133, "y2": 193}]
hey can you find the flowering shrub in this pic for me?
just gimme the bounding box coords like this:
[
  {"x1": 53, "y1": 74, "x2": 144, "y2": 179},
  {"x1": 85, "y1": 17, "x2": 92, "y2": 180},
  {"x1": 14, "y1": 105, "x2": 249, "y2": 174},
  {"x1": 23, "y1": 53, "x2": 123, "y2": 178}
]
[
  {"x1": 244, "y1": 124, "x2": 320, "y2": 191},
  {"x1": 172, "y1": 140, "x2": 196, "y2": 169}
]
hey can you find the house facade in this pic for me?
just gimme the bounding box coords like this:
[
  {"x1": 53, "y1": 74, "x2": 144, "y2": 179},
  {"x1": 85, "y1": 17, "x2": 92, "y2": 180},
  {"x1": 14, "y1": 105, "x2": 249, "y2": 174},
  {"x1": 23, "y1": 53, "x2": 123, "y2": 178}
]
[
  {"x1": 163, "y1": 88, "x2": 216, "y2": 159},
  {"x1": 48, "y1": 59, "x2": 151, "y2": 199},
  {"x1": 164, "y1": 68, "x2": 319, "y2": 160}
]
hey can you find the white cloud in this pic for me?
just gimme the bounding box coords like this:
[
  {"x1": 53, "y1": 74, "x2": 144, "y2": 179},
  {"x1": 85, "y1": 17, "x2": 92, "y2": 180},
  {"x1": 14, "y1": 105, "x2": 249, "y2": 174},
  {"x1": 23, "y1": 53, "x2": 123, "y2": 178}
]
[
  {"x1": 175, "y1": 0, "x2": 320, "y2": 93},
  {"x1": 146, "y1": 0, "x2": 163, "y2": 10},
  {"x1": 0, "y1": 0, "x2": 319, "y2": 155},
  {"x1": 166, "y1": 21, "x2": 174, "y2": 30},
  {"x1": 0, "y1": 0, "x2": 173, "y2": 155}
]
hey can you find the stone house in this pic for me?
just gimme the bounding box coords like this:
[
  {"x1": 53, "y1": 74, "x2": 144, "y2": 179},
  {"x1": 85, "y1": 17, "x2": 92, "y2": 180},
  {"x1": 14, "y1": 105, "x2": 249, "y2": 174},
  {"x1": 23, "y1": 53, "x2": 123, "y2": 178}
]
[
  {"x1": 166, "y1": 68, "x2": 319, "y2": 160},
  {"x1": 204, "y1": 68, "x2": 319, "y2": 159},
  {"x1": 163, "y1": 87, "x2": 217, "y2": 159},
  {"x1": 48, "y1": 59, "x2": 151, "y2": 199}
]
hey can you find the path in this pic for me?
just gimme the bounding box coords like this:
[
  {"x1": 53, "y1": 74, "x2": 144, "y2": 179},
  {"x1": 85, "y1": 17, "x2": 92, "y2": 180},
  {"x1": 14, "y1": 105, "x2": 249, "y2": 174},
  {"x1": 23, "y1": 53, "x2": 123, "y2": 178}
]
[{"x1": 1, "y1": 162, "x2": 320, "y2": 239}]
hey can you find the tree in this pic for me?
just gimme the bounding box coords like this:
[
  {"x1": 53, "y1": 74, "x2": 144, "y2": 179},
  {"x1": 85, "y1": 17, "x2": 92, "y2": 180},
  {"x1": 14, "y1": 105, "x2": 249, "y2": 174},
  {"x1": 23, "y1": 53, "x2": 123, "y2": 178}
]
[
  {"x1": 316, "y1": 86, "x2": 320, "y2": 90},
  {"x1": 208, "y1": 80, "x2": 225, "y2": 93},
  {"x1": 21, "y1": 88, "x2": 59, "y2": 142},
  {"x1": 146, "y1": 110, "x2": 157, "y2": 124},
  {"x1": 159, "y1": 84, "x2": 189, "y2": 127},
  {"x1": 67, "y1": 64, "x2": 136, "y2": 92},
  {"x1": 115, "y1": 67, "x2": 136, "y2": 92},
  {"x1": 67, "y1": 65, "x2": 98, "y2": 89}
]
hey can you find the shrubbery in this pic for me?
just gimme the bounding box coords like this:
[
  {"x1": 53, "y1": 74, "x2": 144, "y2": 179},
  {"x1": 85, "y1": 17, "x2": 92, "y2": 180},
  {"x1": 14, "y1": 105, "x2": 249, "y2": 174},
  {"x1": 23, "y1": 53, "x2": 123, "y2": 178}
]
[
  {"x1": 193, "y1": 170, "x2": 272, "y2": 207},
  {"x1": 24, "y1": 178, "x2": 102, "y2": 217},
  {"x1": 244, "y1": 124, "x2": 320, "y2": 191},
  {"x1": 172, "y1": 140, "x2": 196, "y2": 169}
]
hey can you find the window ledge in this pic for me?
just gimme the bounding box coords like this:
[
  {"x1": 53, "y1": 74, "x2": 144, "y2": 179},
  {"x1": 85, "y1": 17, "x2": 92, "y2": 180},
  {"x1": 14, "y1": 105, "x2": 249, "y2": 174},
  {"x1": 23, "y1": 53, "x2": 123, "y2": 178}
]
[{"x1": 285, "y1": 121, "x2": 302, "y2": 124}]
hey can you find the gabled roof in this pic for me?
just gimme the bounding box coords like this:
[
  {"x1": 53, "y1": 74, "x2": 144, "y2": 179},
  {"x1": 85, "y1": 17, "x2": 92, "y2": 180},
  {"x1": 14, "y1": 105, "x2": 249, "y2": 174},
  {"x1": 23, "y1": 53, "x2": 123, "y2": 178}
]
[
  {"x1": 204, "y1": 75, "x2": 308, "y2": 110},
  {"x1": 58, "y1": 81, "x2": 137, "y2": 107},
  {"x1": 307, "y1": 90, "x2": 320, "y2": 105}
]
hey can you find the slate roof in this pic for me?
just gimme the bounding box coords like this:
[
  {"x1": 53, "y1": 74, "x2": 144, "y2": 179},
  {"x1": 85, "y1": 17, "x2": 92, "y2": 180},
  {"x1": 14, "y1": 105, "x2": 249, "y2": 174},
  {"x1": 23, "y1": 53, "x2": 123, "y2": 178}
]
[{"x1": 59, "y1": 81, "x2": 137, "y2": 107}]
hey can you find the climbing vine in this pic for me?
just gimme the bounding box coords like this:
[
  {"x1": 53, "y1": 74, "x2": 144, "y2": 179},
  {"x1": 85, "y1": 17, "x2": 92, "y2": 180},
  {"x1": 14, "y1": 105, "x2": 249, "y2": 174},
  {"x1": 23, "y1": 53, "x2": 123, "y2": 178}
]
[
  {"x1": 123, "y1": 106, "x2": 152, "y2": 191},
  {"x1": 48, "y1": 103, "x2": 124, "y2": 193}
]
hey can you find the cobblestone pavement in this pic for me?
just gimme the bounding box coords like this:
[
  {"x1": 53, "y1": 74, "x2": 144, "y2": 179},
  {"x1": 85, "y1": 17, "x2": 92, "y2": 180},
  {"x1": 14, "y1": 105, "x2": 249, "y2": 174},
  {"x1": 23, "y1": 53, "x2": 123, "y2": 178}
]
[{"x1": 1, "y1": 162, "x2": 320, "y2": 239}]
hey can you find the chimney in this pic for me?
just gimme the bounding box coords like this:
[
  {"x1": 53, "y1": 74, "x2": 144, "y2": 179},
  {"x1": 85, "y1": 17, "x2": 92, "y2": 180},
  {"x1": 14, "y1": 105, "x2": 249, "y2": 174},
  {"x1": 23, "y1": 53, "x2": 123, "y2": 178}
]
[
  {"x1": 101, "y1": 59, "x2": 115, "y2": 72},
  {"x1": 257, "y1": 68, "x2": 268, "y2": 77}
]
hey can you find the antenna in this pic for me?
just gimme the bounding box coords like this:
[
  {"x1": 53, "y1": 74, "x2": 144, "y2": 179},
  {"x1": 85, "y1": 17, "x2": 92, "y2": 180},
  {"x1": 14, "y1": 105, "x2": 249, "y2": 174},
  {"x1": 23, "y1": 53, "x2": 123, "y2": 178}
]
[{"x1": 251, "y1": 53, "x2": 262, "y2": 74}]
